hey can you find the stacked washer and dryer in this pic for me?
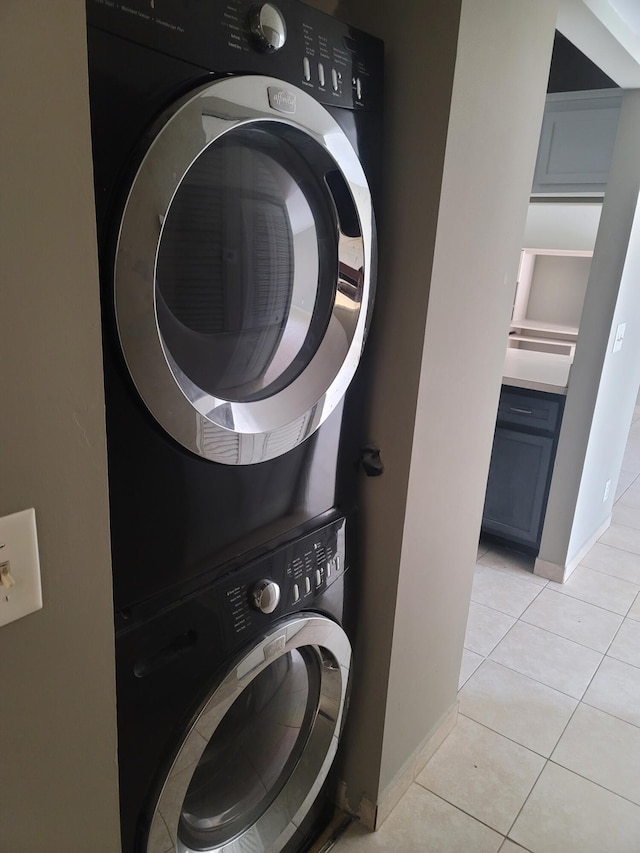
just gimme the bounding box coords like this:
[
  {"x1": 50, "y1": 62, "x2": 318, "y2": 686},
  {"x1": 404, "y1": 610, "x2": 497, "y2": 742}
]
[{"x1": 85, "y1": 2, "x2": 383, "y2": 852}]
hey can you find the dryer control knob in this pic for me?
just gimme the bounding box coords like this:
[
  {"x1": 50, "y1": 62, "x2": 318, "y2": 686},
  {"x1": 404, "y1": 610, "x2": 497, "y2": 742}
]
[
  {"x1": 249, "y1": 3, "x2": 287, "y2": 53},
  {"x1": 251, "y1": 579, "x2": 281, "y2": 614}
]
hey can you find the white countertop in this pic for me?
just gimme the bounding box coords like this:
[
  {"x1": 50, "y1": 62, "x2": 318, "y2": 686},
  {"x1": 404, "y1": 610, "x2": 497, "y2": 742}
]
[{"x1": 502, "y1": 348, "x2": 572, "y2": 395}]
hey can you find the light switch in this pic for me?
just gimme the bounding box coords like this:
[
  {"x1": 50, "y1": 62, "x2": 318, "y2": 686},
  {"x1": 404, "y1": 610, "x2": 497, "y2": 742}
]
[
  {"x1": 0, "y1": 508, "x2": 42, "y2": 628},
  {"x1": 613, "y1": 322, "x2": 626, "y2": 353}
]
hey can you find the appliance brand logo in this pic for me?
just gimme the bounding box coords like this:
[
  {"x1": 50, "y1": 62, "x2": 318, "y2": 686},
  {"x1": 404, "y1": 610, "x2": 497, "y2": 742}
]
[{"x1": 268, "y1": 87, "x2": 297, "y2": 114}]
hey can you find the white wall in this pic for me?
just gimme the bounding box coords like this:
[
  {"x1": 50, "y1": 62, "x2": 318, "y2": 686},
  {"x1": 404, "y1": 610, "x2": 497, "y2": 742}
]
[
  {"x1": 527, "y1": 255, "x2": 591, "y2": 327},
  {"x1": 524, "y1": 202, "x2": 602, "y2": 250},
  {"x1": 334, "y1": 0, "x2": 558, "y2": 823},
  {"x1": 540, "y1": 90, "x2": 640, "y2": 574},
  {"x1": 0, "y1": 3, "x2": 120, "y2": 850}
]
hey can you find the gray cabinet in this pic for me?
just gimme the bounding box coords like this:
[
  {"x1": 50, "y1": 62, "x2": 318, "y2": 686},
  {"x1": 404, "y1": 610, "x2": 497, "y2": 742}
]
[
  {"x1": 532, "y1": 89, "x2": 622, "y2": 196},
  {"x1": 482, "y1": 387, "x2": 565, "y2": 553}
]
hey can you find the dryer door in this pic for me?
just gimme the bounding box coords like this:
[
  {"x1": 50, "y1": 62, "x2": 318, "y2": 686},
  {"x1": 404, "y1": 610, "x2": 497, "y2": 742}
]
[
  {"x1": 114, "y1": 75, "x2": 375, "y2": 464},
  {"x1": 146, "y1": 615, "x2": 351, "y2": 853}
]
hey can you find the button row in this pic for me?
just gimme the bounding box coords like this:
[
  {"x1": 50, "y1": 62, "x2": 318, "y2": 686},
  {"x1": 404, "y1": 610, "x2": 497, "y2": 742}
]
[
  {"x1": 291, "y1": 555, "x2": 340, "y2": 604},
  {"x1": 303, "y1": 58, "x2": 355, "y2": 96}
]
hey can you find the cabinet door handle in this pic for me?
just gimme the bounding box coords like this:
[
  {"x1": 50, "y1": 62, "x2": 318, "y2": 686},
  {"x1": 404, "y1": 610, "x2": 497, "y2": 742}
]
[{"x1": 509, "y1": 407, "x2": 533, "y2": 415}]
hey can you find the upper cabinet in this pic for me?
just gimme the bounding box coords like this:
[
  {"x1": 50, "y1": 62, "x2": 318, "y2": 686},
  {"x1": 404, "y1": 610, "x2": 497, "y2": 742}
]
[
  {"x1": 532, "y1": 89, "x2": 622, "y2": 196},
  {"x1": 509, "y1": 248, "x2": 593, "y2": 357}
]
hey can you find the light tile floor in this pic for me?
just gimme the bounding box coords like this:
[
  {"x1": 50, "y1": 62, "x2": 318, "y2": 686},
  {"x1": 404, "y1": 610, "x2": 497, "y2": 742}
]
[{"x1": 333, "y1": 407, "x2": 640, "y2": 852}]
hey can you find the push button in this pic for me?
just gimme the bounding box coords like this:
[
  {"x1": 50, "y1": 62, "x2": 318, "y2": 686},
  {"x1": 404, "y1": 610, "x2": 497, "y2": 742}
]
[
  {"x1": 315, "y1": 569, "x2": 322, "y2": 588},
  {"x1": 304, "y1": 576, "x2": 311, "y2": 595},
  {"x1": 303, "y1": 57, "x2": 311, "y2": 82},
  {"x1": 292, "y1": 583, "x2": 300, "y2": 603},
  {"x1": 318, "y1": 62, "x2": 325, "y2": 87},
  {"x1": 331, "y1": 68, "x2": 341, "y2": 92}
]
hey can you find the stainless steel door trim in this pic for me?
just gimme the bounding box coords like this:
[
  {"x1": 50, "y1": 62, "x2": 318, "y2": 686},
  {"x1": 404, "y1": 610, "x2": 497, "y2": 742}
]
[
  {"x1": 146, "y1": 615, "x2": 351, "y2": 853},
  {"x1": 114, "y1": 75, "x2": 376, "y2": 464}
]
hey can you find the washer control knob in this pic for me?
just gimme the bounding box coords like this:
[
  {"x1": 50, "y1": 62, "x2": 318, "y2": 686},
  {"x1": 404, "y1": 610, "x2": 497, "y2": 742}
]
[
  {"x1": 251, "y1": 579, "x2": 281, "y2": 614},
  {"x1": 249, "y1": 4, "x2": 287, "y2": 53}
]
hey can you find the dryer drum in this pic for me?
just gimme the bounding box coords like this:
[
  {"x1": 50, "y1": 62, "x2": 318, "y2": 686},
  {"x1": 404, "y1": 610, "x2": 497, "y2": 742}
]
[
  {"x1": 115, "y1": 75, "x2": 376, "y2": 465},
  {"x1": 146, "y1": 615, "x2": 351, "y2": 853}
]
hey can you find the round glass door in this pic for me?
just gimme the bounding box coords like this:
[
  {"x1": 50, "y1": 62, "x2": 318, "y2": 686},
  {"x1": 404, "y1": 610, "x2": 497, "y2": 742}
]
[
  {"x1": 114, "y1": 76, "x2": 375, "y2": 464},
  {"x1": 147, "y1": 616, "x2": 351, "y2": 853},
  {"x1": 179, "y1": 648, "x2": 319, "y2": 850},
  {"x1": 155, "y1": 122, "x2": 338, "y2": 405}
]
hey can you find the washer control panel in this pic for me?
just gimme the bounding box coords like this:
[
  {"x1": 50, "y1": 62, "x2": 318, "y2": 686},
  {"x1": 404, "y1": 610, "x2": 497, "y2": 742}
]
[{"x1": 219, "y1": 517, "x2": 346, "y2": 637}]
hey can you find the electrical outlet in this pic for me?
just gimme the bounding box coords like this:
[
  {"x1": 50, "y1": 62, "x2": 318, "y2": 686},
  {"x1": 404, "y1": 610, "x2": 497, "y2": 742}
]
[
  {"x1": 603, "y1": 480, "x2": 611, "y2": 502},
  {"x1": 0, "y1": 508, "x2": 42, "y2": 628}
]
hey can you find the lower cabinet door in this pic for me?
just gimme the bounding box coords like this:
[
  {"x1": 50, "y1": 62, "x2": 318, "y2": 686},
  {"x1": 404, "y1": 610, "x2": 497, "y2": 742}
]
[{"x1": 482, "y1": 427, "x2": 554, "y2": 548}]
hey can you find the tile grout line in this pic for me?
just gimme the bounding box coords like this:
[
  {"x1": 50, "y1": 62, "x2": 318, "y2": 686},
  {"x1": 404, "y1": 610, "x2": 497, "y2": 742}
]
[
  {"x1": 470, "y1": 575, "x2": 548, "y2": 621},
  {"x1": 594, "y1": 535, "x2": 640, "y2": 560},
  {"x1": 544, "y1": 756, "x2": 640, "y2": 811},
  {"x1": 540, "y1": 579, "x2": 638, "y2": 616},
  {"x1": 482, "y1": 601, "x2": 610, "y2": 663},
  {"x1": 472, "y1": 587, "x2": 628, "y2": 660},
  {"x1": 502, "y1": 746, "x2": 549, "y2": 847},
  {"x1": 575, "y1": 557, "x2": 640, "y2": 587},
  {"x1": 468, "y1": 571, "x2": 612, "y2": 698},
  {"x1": 476, "y1": 561, "x2": 547, "y2": 589},
  {"x1": 456, "y1": 711, "x2": 556, "y2": 762},
  {"x1": 499, "y1": 585, "x2": 602, "y2": 846},
  {"x1": 411, "y1": 782, "x2": 510, "y2": 844},
  {"x1": 546, "y1": 578, "x2": 640, "y2": 618},
  {"x1": 580, "y1": 695, "x2": 640, "y2": 731}
]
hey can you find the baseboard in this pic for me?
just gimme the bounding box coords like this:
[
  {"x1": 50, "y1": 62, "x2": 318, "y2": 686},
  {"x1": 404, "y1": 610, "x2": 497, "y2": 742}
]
[
  {"x1": 343, "y1": 700, "x2": 459, "y2": 831},
  {"x1": 534, "y1": 514, "x2": 612, "y2": 583}
]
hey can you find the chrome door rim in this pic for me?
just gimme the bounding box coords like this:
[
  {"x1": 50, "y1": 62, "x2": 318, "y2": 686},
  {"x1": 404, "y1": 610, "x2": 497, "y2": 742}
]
[
  {"x1": 146, "y1": 615, "x2": 351, "y2": 853},
  {"x1": 114, "y1": 75, "x2": 376, "y2": 464}
]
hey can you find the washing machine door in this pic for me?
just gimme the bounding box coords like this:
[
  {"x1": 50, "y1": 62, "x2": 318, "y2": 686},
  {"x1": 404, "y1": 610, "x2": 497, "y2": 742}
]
[
  {"x1": 146, "y1": 614, "x2": 351, "y2": 853},
  {"x1": 114, "y1": 75, "x2": 375, "y2": 464}
]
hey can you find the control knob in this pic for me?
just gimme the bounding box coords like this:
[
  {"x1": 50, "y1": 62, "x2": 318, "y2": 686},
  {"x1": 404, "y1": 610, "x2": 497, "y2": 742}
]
[
  {"x1": 251, "y1": 579, "x2": 281, "y2": 614},
  {"x1": 249, "y1": 3, "x2": 287, "y2": 52}
]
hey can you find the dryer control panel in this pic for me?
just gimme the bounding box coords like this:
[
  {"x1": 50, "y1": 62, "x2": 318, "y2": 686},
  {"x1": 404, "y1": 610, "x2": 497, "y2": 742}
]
[{"x1": 86, "y1": 0, "x2": 383, "y2": 111}]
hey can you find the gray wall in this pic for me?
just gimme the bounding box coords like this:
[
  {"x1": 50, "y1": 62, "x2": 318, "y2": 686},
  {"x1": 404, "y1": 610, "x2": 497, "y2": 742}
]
[
  {"x1": 541, "y1": 90, "x2": 640, "y2": 570},
  {"x1": 334, "y1": 0, "x2": 558, "y2": 817},
  {"x1": 331, "y1": 0, "x2": 463, "y2": 812},
  {"x1": 0, "y1": 2, "x2": 120, "y2": 851}
]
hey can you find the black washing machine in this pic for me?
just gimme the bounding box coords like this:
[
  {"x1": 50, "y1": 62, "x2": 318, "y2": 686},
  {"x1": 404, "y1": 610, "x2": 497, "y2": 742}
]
[
  {"x1": 85, "y1": 0, "x2": 384, "y2": 616},
  {"x1": 117, "y1": 515, "x2": 352, "y2": 853}
]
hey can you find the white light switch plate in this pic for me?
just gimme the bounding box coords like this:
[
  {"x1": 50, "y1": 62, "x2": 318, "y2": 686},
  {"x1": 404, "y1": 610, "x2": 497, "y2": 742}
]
[
  {"x1": 0, "y1": 508, "x2": 42, "y2": 628},
  {"x1": 613, "y1": 322, "x2": 626, "y2": 353}
]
